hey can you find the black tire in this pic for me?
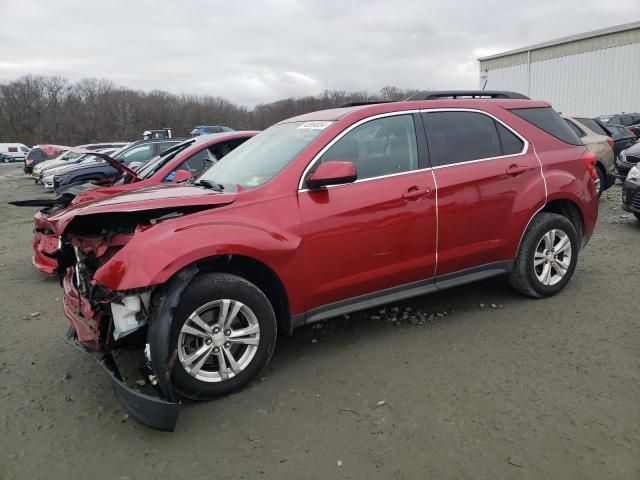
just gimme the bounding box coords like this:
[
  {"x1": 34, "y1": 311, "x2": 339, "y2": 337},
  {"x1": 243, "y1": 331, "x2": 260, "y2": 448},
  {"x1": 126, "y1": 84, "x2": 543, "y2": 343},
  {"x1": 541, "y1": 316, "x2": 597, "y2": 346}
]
[
  {"x1": 634, "y1": 212, "x2": 640, "y2": 223},
  {"x1": 167, "y1": 273, "x2": 277, "y2": 400},
  {"x1": 509, "y1": 213, "x2": 580, "y2": 298},
  {"x1": 595, "y1": 165, "x2": 605, "y2": 197}
]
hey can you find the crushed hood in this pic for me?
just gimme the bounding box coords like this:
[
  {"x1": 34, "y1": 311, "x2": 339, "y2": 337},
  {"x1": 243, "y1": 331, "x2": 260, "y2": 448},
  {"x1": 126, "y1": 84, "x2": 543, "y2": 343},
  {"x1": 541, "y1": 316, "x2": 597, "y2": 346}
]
[{"x1": 45, "y1": 184, "x2": 237, "y2": 235}]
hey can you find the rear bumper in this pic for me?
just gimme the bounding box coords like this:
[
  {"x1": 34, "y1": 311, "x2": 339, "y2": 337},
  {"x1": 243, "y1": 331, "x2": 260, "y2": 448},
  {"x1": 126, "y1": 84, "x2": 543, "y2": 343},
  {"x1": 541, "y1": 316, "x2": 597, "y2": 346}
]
[{"x1": 63, "y1": 328, "x2": 181, "y2": 431}]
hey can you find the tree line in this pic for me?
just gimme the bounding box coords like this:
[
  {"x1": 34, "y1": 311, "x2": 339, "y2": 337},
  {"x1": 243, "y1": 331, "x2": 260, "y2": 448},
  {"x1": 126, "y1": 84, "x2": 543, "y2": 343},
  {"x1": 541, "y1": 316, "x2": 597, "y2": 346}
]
[{"x1": 0, "y1": 76, "x2": 420, "y2": 146}]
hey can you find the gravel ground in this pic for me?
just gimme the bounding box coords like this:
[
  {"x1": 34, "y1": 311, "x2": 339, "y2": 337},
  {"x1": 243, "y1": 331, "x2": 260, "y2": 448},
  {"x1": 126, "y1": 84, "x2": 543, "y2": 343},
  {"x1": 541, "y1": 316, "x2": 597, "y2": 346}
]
[{"x1": 0, "y1": 162, "x2": 638, "y2": 480}]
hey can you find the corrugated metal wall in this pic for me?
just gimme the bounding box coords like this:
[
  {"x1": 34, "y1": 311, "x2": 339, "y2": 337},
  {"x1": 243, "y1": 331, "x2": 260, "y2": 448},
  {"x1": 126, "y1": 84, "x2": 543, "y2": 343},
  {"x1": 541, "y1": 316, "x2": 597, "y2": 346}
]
[{"x1": 480, "y1": 43, "x2": 640, "y2": 116}]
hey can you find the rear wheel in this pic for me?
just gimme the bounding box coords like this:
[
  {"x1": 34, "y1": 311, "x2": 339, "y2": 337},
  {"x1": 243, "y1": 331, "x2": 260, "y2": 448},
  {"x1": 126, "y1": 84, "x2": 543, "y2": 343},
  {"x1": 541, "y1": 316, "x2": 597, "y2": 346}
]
[
  {"x1": 168, "y1": 273, "x2": 277, "y2": 400},
  {"x1": 509, "y1": 213, "x2": 579, "y2": 298},
  {"x1": 634, "y1": 212, "x2": 640, "y2": 223}
]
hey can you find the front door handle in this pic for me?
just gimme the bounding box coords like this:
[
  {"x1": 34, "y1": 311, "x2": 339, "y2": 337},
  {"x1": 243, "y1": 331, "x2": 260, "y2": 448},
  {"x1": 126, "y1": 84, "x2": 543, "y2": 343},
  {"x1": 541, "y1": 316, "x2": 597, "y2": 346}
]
[
  {"x1": 506, "y1": 164, "x2": 529, "y2": 176},
  {"x1": 402, "y1": 186, "x2": 433, "y2": 200}
]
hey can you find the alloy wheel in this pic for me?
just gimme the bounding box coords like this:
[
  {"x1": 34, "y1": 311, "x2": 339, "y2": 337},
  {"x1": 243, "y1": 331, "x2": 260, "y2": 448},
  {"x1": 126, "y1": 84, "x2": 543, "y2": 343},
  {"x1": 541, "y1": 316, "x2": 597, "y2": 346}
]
[
  {"x1": 533, "y1": 229, "x2": 572, "y2": 286},
  {"x1": 177, "y1": 299, "x2": 260, "y2": 382}
]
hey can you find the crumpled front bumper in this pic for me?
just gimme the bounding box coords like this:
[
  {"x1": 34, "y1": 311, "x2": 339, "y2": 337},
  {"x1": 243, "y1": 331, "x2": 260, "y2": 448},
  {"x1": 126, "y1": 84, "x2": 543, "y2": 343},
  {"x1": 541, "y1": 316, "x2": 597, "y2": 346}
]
[
  {"x1": 33, "y1": 230, "x2": 58, "y2": 275},
  {"x1": 63, "y1": 328, "x2": 181, "y2": 431}
]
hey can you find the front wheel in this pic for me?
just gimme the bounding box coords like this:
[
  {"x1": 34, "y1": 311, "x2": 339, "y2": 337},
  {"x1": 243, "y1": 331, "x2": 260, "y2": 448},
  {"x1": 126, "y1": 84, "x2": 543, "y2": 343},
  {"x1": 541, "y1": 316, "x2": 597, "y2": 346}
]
[
  {"x1": 167, "y1": 273, "x2": 277, "y2": 400},
  {"x1": 509, "y1": 213, "x2": 579, "y2": 298}
]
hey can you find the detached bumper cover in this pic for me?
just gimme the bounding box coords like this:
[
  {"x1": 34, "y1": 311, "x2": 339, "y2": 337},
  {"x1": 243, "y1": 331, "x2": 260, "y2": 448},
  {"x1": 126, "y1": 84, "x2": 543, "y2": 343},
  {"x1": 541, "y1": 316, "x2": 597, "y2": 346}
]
[
  {"x1": 33, "y1": 231, "x2": 58, "y2": 275},
  {"x1": 64, "y1": 328, "x2": 181, "y2": 431}
]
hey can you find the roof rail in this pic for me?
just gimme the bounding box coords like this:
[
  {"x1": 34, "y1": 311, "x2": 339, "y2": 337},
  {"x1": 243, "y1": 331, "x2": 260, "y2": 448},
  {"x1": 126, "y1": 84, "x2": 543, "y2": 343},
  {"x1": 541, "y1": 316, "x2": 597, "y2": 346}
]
[
  {"x1": 339, "y1": 101, "x2": 396, "y2": 108},
  {"x1": 404, "y1": 90, "x2": 530, "y2": 101}
]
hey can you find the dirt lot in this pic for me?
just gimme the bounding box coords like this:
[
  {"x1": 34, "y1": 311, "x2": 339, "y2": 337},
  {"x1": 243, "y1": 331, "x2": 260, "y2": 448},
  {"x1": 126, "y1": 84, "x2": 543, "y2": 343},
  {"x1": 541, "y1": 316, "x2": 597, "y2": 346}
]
[{"x1": 0, "y1": 162, "x2": 638, "y2": 479}]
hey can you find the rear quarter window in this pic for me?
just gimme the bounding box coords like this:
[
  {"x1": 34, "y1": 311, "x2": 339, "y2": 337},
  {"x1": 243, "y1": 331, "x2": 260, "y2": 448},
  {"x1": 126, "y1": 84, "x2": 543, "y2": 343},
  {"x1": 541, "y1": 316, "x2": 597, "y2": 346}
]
[
  {"x1": 575, "y1": 118, "x2": 609, "y2": 136},
  {"x1": 511, "y1": 107, "x2": 582, "y2": 146}
]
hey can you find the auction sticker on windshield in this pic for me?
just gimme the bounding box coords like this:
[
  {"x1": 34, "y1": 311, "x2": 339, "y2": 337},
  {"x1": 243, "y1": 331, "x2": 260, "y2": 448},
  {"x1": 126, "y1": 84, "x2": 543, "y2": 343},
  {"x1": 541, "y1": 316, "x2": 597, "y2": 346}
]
[{"x1": 297, "y1": 121, "x2": 333, "y2": 130}]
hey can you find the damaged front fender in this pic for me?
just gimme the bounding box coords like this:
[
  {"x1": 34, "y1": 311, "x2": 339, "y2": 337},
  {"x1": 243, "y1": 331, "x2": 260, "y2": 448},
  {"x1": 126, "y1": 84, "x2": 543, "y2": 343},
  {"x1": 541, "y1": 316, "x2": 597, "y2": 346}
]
[{"x1": 146, "y1": 265, "x2": 199, "y2": 403}]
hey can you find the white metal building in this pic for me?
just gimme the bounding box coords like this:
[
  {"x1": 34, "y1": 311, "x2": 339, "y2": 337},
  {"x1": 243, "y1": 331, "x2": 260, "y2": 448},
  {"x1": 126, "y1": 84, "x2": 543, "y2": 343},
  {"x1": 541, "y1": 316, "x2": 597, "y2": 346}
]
[{"x1": 478, "y1": 22, "x2": 640, "y2": 117}]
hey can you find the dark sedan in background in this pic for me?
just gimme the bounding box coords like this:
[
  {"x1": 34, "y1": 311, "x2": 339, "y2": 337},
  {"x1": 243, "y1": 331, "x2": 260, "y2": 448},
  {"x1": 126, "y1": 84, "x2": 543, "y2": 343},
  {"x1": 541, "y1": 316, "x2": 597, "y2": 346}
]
[
  {"x1": 621, "y1": 164, "x2": 640, "y2": 223},
  {"x1": 617, "y1": 142, "x2": 640, "y2": 179}
]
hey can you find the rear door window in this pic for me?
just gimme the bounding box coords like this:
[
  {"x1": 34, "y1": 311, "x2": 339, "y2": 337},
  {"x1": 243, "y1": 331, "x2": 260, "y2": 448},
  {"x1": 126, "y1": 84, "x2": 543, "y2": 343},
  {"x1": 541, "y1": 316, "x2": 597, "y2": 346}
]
[
  {"x1": 422, "y1": 111, "x2": 504, "y2": 166},
  {"x1": 511, "y1": 107, "x2": 582, "y2": 146},
  {"x1": 496, "y1": 123, "x2": 525, "y2": 155}
]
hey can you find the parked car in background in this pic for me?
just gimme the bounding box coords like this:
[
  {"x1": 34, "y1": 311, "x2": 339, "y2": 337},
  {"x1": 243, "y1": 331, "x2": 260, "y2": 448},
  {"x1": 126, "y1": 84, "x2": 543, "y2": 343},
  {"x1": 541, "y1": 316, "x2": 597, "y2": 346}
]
[
  {"x1": 42, "y1": 149, "x2": 118, "y2": 191},
  {"x1": 574, "y1": 118, "x2": 635, "y2": 158},
  {"x1": 0, "y1": 143, "x2": 30, "y2": 161},
  {"x1": 33, "y1": 142, "x2": 129, "y2": 183},
  {"x1": 564, "y1": 116, "x2": 615, "y2": 195},
  {"x1": 42, "y1": 92, "x2": 599, "y2": 429},
  {"x1": 51, "y1": 138, "x2": 184, "y2": 192},
  {"x1": 33, "y1": 150, "x2": 76, "y2": 182},
  {"x1": 23, "y1": 145, "x2": 69, "y2": 173},
  {"x1": 19, "y1": 132, "x2": 257, "y2": 275},
  {"x1": 190, "y1": 125, "x2": 234, "y2": 136},
  {"x1": 621, "y1": 164, "x2": 640, "y2": 223},
  {"x1": 143, "y1": 128, "x2": 172, "y2": 140},
  {"x1": 0, "y1": 152, "x2": 16, "y2": 163},
  {"x1": 604, "y1": 124, "x2": 637, "y2": 159},
  {"x1": 617, "y1": 142, "x2": 640, "y2": 179},
  {"x1": 598, "y1": 113, "x2": 640, "y2": 137}
]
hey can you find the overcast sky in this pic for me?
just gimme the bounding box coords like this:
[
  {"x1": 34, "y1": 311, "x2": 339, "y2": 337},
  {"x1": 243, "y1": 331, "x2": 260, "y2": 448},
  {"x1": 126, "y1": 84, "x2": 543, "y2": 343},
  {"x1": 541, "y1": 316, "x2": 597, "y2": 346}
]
[{"x1": 0, "y1": 0, "x2": 635, "y2": 106}]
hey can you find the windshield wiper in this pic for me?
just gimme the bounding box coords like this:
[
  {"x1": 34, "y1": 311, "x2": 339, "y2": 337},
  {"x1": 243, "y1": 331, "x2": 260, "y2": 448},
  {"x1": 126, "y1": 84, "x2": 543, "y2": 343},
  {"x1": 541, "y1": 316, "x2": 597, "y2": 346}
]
[{"x1": 194, "y1": 179, "x2": 224, "y2": 192}]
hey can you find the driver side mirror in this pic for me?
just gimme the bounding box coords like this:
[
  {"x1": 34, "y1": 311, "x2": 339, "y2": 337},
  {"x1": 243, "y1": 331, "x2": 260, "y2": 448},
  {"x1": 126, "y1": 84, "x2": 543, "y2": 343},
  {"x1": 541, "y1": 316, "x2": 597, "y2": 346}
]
[
  {"x1": 170, "y1": 169, "x2": 193, "y2": 183},
  {"x1": 306, "y1": 161, "x2": 357, "y2": 189}
]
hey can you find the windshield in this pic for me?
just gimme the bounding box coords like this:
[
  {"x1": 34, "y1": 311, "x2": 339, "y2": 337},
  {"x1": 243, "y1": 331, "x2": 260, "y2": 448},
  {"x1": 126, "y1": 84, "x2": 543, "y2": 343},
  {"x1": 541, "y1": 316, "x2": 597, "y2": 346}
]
[
  {"x1": 136, "y1": 139, "x2": 196, "y2": 179},
  {"x1": 198, "y1": 122, "x2": 330, "y2": 188}
]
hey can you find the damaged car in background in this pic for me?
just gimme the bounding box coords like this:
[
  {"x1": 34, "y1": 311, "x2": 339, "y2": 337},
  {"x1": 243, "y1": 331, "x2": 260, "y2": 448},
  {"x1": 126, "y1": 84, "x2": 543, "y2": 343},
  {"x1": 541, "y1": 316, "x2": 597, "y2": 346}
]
[
  {"x1": 11, "y1": 132, "x2": 257, "y2": 275},
  {"x1": 39, "y1": 92, "x2": 599, "y2": 431}
]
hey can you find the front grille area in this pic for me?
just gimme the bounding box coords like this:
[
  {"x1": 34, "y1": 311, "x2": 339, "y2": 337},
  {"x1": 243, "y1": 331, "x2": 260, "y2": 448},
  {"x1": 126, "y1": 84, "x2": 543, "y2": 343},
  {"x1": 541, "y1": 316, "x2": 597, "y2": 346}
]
[
  {"x1": 632, "y1": 191, "x2": 640, "y2": 211},
  {"x1": 627, "y1": 154, "x2": 640, "y2": 165}
]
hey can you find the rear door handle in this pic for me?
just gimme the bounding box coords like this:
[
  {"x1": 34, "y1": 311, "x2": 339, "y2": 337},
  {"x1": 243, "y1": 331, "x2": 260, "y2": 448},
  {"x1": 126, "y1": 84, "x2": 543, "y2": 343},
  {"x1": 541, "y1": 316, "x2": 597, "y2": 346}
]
[
  {"x1": 402, "y1": 186, "x2": 433, "y2": 200},
  {"x1": 506, "y1": 164, "x2": 529, "y2": 176}
]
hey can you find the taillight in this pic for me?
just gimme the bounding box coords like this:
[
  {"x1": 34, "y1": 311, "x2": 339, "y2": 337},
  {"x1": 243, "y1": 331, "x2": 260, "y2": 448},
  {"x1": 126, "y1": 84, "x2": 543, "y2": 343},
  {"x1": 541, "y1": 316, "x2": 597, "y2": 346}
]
[
  {"x1": 581, "y1": 151, "x2": 597, "y2": 180},
  {"x1": 606, "y1": 137, "x2": 614, "y2": 149}
]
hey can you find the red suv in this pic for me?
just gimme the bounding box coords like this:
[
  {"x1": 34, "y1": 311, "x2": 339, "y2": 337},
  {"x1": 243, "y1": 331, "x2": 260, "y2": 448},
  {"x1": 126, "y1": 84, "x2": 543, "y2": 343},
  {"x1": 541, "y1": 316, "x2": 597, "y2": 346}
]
[
  {"x1": 22, "y1": 132, "x2": 257, "y2": 275},
  {"x1": 45, "y1": 92, "x2": 598, "y2": 430}
]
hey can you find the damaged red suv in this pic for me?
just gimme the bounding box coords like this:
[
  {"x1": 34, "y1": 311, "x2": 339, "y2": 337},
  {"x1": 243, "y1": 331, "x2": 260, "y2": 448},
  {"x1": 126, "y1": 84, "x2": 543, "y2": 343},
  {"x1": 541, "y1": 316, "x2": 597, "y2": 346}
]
[
  {"x1": 44, "y1": 91, "x2": 598, "y2": 430},
  {"x1": 19, "y1": 132, "x2": 257, "y2": 275}
]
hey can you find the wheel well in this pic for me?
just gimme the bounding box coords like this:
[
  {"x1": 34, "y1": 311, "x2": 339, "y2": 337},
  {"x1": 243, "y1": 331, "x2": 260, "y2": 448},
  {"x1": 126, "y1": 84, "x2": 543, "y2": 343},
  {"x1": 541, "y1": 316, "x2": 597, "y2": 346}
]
[
  {"x1": 540, "y1": 199, "x2": 584, "y2": 240},
  {"x1": 195, "y1": 255, "x2": 291, "y2": 336}
]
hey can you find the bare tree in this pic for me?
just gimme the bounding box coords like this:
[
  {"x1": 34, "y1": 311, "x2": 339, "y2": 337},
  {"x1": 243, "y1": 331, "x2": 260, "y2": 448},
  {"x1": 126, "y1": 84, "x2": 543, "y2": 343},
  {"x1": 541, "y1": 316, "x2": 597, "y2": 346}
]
[{"x1": 0, "y1": 76, "x2": 420, "y2": 145}]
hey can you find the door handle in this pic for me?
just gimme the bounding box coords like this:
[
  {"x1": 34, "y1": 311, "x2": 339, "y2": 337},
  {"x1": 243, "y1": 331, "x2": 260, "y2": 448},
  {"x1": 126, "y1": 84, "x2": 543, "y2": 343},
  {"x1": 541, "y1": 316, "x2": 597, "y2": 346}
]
[
  {"x1": 402, "y1": 186, "x2": 433, "y2": 200},
  {"x1": 506, "y1": 164, "x2": 529, "y2": 176}
]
